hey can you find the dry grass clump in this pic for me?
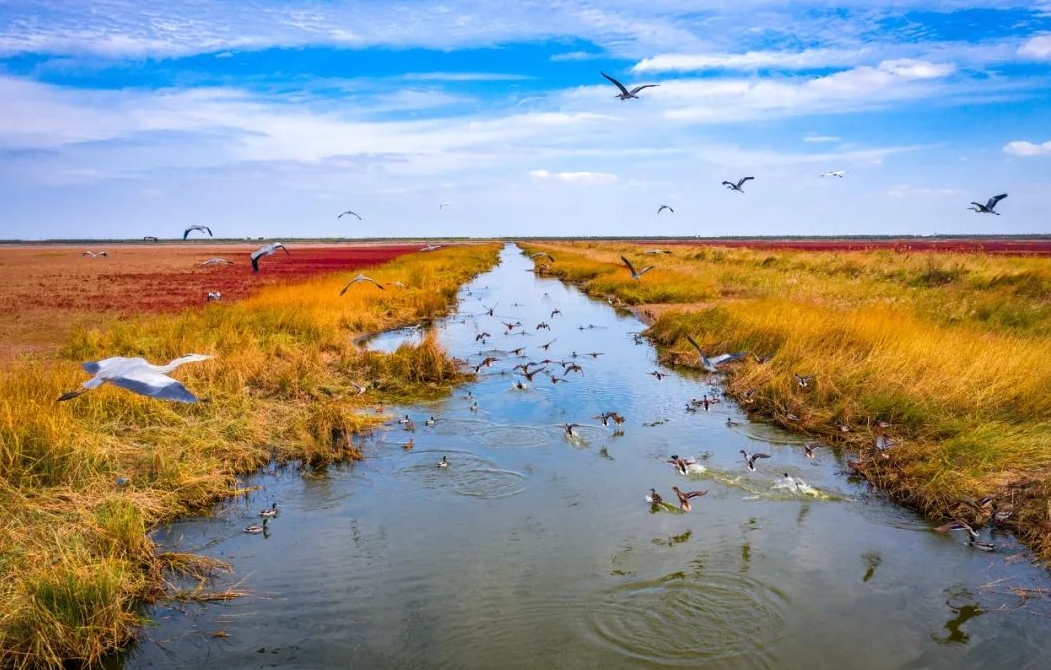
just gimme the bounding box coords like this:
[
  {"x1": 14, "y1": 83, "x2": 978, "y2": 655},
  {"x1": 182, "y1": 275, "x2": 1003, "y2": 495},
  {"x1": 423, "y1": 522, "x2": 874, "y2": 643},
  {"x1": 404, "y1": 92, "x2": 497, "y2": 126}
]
[
  {"x1": 0, "y1": 243, "x2": 499, "y2": 668},
  {"x1": 524, "y1": 241, "x2": 1051, "y2": 561}
]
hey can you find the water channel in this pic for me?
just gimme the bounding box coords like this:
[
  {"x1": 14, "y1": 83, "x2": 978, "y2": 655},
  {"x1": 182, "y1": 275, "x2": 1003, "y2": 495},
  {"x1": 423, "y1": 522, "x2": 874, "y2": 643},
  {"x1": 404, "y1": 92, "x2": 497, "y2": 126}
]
[{"x1": 124, "y1": 244, "x2": 1051, "y2": 669}]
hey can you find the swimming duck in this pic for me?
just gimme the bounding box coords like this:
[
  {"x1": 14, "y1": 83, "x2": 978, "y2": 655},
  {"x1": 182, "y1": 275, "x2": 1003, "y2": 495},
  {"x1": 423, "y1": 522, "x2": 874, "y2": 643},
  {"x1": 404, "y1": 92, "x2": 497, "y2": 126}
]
[
  {"x1": 968, "y1": 539, "x2": 996, "y2": 552},
  {"x1": 934, "y1": 519, "x2": 979, "y2": 539},
  {"x1": 259, "y1": 502, "x2": 279, "y2": 518},
  {"x1": 425, "y1": 416, "x2": 437, "y2": 426},
  {"x1": 397, "y1": 414, "x2": 411, "y2": 425},
  {"x1": 244, "y1": 518, "x2": 270, "y2": 534},
  {"x1": 726, "y1": 417, "x2": 740, "y2": 427},
  {"x1": 672, "y1": 486, "x2": 708, "y2": 511},
  {"x1": 438, "y1": 456, "x2": 449, "y2": 468},
  {"x1": 646, "y1": 488, "x2": 663, "y2": 505},
  {"x1": 402, "y1": 439, "x2": 414, "y2": 451},
  {"x1": 740, "y1": 449, "x2": 771, "y2": 471},
  {"x1": 803, "y1": 442, "x2": 822, "y2": 458},
  {"x1": 650, "y1": 370, "x2": 666, "y2": 381}
]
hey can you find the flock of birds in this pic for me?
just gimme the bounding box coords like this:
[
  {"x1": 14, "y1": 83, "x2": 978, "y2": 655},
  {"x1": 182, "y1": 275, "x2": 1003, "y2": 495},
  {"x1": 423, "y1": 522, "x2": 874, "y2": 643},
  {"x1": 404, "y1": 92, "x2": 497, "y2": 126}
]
[{"x1": 58, "y1": 245, "x2": 1012, "y2": 553}]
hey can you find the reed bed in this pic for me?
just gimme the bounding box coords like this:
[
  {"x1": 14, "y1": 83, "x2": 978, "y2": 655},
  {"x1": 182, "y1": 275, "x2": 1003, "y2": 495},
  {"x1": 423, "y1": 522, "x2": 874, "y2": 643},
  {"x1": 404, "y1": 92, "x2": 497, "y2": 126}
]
[
  {"x1": 0, "y1": 243, "x2": 500, "y2": 668},
  {"x1": 524, "y1": 241, "x2": 1051, "y2": 561}
]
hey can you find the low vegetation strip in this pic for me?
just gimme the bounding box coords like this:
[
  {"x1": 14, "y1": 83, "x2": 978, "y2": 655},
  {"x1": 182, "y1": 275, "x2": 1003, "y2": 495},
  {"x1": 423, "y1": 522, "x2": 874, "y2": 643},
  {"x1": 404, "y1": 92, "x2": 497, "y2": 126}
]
[
  {"x1": 0, "y1": 243, "x2": 500, "y2": 668},
  {"x1": 523, "y1": 240, "x2": 1051, "y2": 562}
]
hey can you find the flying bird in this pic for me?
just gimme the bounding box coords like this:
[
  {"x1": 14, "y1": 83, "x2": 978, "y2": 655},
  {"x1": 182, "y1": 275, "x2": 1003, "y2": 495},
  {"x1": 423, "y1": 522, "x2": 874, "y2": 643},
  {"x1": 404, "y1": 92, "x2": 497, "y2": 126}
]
[
  {"x1": 684, "y1": 334, "x2": 745, "y2": 372},
  {"x1": 206, "y1": 291, "x2": 221, "y2": 302},
  {"x1": 420, "y1": 244, "x2": 443, "y2": 252},
  {"x1": 81, "y1": 251, "x2": 108, "y2": 259},
  {"x1": 531, "y1": 251, "x2": 555, "y2": 262},
  {"x1": 672, "y1": 486, "x2": 708, "y2": 511},
  {"x1": 820, "y1": 170, "x2": 847, "y2": 178},
  {"x1": 339, "y1": 274, "x2": 385, "y2": 295},
  {"x1": 338, "y1": 210, "x2": 362, "y2": 220},
  {"x1": 621, "y1": 255, "x2": 655, "y2": 281},
  {"x1": 740, "y1": 449, "x2": 770, "y2": 471},
  {"x1": 143, "y1": 236, "x2": 158, "y2": 242},
  {"x1": 968, "y1": 194, "x2": 1008, "y2": 215},
  {"x1": 600, "y1": 71, "x2": 659, "y2": 100},
  {"x1": 250, "y1": 242, "x2": 289, "y2": 272},
  {"x1": 183, "y1": 225, "x2": 213, "y2": 240},
  {"x1": 199, "y1": 257, "x2": 233, "y2": 266},
  {"x1": 57, "y1": 354, "x2": 212, "y2": 403},
  {"x1": 657, "y1": 205, "x2": 674, "y2": 215},
  {"x1": 722, "y1": 177, "x2": 754, "y2": 193},
  {"x1": 439, "y1": 202, "x2": 451, "y2": 211}
]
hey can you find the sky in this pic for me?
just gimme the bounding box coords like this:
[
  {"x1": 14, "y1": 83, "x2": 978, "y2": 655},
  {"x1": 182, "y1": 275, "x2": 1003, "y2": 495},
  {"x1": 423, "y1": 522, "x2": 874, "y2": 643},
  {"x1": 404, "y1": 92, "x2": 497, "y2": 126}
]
[{"x1": 0, "y1": 0, "x2": 1050, "y2": 240}]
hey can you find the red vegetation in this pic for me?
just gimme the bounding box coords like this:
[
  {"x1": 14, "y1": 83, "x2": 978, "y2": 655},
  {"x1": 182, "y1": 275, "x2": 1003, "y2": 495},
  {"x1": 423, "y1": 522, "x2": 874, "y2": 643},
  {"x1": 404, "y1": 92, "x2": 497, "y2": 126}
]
[{"x1": 0, "y1": 243, "x2": 427, "y2": 358}]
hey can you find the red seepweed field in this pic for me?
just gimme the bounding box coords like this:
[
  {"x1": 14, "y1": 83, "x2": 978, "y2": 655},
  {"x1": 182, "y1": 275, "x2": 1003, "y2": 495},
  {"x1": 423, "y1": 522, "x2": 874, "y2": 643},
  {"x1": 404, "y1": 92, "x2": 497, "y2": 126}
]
[{"x1": 0, "y1": 242, "x2": 428, "y2": 359}]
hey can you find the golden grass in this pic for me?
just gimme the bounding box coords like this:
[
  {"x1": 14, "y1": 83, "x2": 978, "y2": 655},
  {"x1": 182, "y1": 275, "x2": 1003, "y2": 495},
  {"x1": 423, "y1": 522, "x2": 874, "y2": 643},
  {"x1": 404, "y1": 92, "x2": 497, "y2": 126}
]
[
  {"x1": 524, "y1": 241, "x2": 1051, "y2": 560},
  {"x1": 0, "y1": 243, "x2": 500, "y2": 668}
]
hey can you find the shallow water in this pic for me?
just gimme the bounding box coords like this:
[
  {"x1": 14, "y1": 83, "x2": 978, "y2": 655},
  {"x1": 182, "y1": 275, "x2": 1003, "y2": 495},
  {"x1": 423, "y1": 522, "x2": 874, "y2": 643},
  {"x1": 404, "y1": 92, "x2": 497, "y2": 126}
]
[{"x1": 124, "y1": 244, "x2": 1051, "y2": 669}]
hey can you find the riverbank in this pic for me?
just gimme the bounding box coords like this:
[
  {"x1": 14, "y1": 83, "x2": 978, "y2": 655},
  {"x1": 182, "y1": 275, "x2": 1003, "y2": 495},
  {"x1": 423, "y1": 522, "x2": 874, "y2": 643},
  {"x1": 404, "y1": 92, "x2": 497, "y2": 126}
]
[
  {"x1": 522, "y1": 241, "x2": 1051, "y2": 562},
  {"x1": 0, "y1": 243, "x2": 501, "y2": 668}
]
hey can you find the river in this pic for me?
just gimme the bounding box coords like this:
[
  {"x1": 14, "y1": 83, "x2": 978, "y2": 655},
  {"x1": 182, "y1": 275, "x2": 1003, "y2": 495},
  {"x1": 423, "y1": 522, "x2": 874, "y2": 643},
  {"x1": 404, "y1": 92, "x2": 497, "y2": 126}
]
[{"x1": 121, "y1": 244, "x2": 1051, "y2": 669}]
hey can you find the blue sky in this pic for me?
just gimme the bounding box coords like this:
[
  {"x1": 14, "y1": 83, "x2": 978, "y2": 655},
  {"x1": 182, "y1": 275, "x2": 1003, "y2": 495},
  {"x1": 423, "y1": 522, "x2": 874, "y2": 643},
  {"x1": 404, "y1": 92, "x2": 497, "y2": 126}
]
[{"x1": 0, "y1": 0, "x2": 1049, "y2": 239}]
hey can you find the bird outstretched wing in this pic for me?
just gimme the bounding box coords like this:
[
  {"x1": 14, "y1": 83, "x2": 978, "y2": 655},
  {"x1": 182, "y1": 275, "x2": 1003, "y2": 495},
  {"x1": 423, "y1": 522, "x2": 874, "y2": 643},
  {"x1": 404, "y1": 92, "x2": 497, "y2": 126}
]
[
  {"x1": 600, "y1": 71, "x2": 631, "y2": 97},
  {"x1": 629, "y1": 84, "x2": 659, "y2": 95},
  {"x1": 987, "y1": 194, "x2": 1007, "y2": 209},
  {"x1": 684, "y1": 334, "x2": 704, "y2": 357},
  {"x1": 620, "y1": 255, "x2": 638, "y2": 276},
  {"x1": 738, "y1": 177, "x2": 754, "y2": 188},
  {"x1": 107, "y1": 368, "x2": 200, "y2": 403}
]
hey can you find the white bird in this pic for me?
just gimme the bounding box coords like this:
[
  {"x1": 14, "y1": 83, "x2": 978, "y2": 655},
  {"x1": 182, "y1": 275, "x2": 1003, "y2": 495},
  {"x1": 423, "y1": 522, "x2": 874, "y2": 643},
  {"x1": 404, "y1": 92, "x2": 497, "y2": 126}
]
[
  {"x1": 640, "y1": 249, "x2": 672, "y2": 255},
  {"x1": 722, "y1": 176, "x2": 754, "y2": 192},
  {"x1": 620, "y1": 255, "x2": 655, "y2": 281},
  {"x1": 183, "y1": 225, "x2": 213, "y2": 240},
  {"x1": 338, "y1": 210, "x2": 362, "y2": 220},
  {"x1": 600, "y1": 71, "x2": 659, "y2": 100},
  {"x1": 968, "y1": 194, "x2": 1008, "y2": 215},
  {"x1": 531, "y1": 251, "x2": 555, "y2": 262},
  {"x1": 684, "y1": 335, "x2": 745, "y2": 372},
  {"x1": 206, "y1": 291, "x2": 222, "y2": 302},
  {"x1": 57, "y1": 354, "x2": 212, "y2": 403},
  {"x1": 250, "y1": 242, "x2": 289, "y2": 272},
  {"x1": 81, "y1": 251, "x2": 108, "y2": 259},
  {"x1": 339, "y1": 274, "x2": 384, "y2": 295},
  {"x1": 657, "y1": 205, "x2": 674, "y2": 215},
  {"x1": 420, "y1": 244, "x2": 443, "y2": 252},
  {"x1": 199, "y1": 257, "x2": 233, "y2": 266},
  {"x1": 820, "y1": 170, "x2": 847, "y2": 178}
]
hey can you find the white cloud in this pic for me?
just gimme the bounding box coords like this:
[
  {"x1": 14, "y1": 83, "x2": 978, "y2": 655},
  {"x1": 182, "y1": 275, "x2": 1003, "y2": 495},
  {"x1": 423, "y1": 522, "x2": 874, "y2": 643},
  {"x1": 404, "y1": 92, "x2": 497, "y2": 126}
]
[
  {"x1": 803, "y1": 134, "x2": 841, "y2": 143},
  {"x1": 1003, "y1": 140, "x2": 1051, "y2": 156},
  {"x1": 886, "y1": 185, "x2": 964, "y2": 198},
  {"x1": 550, "y1": 51, "x2": 604, "y2": 62},
  {"x1": 402, "y1": 72, "x2": 533, "y2": 82},
  {"x1": 1018, "y1": 34, "x2": 1051, "y2": 59},
  {"x1": 530, "y1": 169, "x2": 618, "y2": 184},
  {"x1": 632, "y1": 48, "x2": 863, "y2": 73},
  {"x1": 876, "y1": 58, "x2": 955, "y2": 79}
]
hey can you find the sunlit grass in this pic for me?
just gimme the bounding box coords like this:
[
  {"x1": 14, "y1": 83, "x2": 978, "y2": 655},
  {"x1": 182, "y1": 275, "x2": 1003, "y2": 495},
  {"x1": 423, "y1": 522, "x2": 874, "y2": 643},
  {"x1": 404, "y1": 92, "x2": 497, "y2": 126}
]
[
  {"x1": 524, "y1": 241, "x2": 1051, "y2": 561},
  {"x1": 0, "y1": 243, "x2": 500, "y2": 667}
]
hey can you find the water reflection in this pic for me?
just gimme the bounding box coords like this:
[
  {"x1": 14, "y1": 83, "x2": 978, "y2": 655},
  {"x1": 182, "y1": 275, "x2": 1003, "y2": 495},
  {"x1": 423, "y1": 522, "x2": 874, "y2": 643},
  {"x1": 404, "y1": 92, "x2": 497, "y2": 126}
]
[{"x1": 124, "y1": 244, "x2": 1051, "y2": 670}]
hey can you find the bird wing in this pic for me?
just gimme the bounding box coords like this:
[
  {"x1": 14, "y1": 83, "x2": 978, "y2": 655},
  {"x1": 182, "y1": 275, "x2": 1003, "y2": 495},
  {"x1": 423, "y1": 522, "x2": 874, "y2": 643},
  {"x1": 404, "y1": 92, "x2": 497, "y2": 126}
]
[
  {"x1": 636, "y1": 265, "x2": 655, "y2": 276},
  {"x1": 709, "y1": 352, "x2": 746, "y2": 365},
  {"x1": 600, "y1": 71, "x2": 631, "y2": 96},
  {"x1": 738, "y1": 177, "x2": 754, "y2": 187},
  {"x1": 628, "y1": 84, "x2": 659, "y2": 95},
  {"x1": 684, "y1": 490, "x2": 708, "y2": 499},
  {"x1": 274, "y1": 243, "x2": 289, "y2": 256},
  {"x1": 204, "y1": 226, "x2": 213, "y2": 236},
  {"x1": 753, "y1": 453, "x2": 771, "y2": 460},
  {"x1": 106, "y1": 367, "x2": 200, "y2": 402},
  {"x1": 620, "y1": 255, "x2": 637, "y2": 275},
  {"x1": 183, "y1": 228, "x2": 190, "y2": 239},
  {"x1": 684, "y1": 334, "x2": 704, "y2": 357},
  {"x1": 987, "y1": 194, "x2": 1007, "y2": 209},
  {"x1": 340, "y1": 210, "x2": 361, "y2": 220},
  {"x1": 721, "y1": 181, "x2": 734, "y2": 187}
]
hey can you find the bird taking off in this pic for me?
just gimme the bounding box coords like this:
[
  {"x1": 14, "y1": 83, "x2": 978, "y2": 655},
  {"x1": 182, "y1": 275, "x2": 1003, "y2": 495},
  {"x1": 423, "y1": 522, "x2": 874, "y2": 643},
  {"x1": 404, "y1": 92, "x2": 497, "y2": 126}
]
[
  {"x1": 621, "y1": 255, "x2": 655, "y2": 281},
  {"x1": 339, "y1": 274, "x2": 385, "y2": 295},
  {"x1": 183, "y1": 225, "x2": 213, "y2": 240},
  {"x1": 722, "y1": 177, "x2": 754, "y2": 193},
  {"x1": 600, "y1": 71, "x2": 659, "y2": 100},
  {"x1": 250, "y1": 242, "x2": 289, "y2": 272},
  {"x1": 657, "y1": 205, "x2": 674, "y2": 215},
  {"x1": 968, "y1": 194, "x2": 1007, "y2": 215},
  {"x1": 820, "y1": 170, "x2": 847, "y2": 178},
  {"x1": 57, "y1": 354, "x2": 212, "y2": 403},
  {"x1": 338, "y1": 210, "x2": 362, "y2": 220}
]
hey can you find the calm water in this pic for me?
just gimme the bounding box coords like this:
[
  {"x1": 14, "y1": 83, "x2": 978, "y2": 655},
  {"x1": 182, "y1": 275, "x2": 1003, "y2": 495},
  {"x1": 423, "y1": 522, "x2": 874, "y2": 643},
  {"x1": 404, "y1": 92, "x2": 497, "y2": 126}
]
[{"x1": 124, "y1": 244, "x2": 1051, "y2": 669}]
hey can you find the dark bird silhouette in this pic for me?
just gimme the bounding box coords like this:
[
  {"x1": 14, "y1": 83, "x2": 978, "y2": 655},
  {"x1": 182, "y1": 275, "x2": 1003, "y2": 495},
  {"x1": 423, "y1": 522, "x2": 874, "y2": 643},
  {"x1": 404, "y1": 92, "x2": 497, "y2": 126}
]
[
  {"x1": 657, "y1": 205, "x2": 674, "y2": 215},
  {"x1": 250, "y1": 242, "x2": 289, "y2": 272},
  {"x1": 600, "y1": 71, "x2": 659, "y2": 100},
  {"x1": 183, "y1": 225, "x2": 212, "y2": 239},
  {"x1": 722, "y1": 176, "x2": 754, "y2": 193},
  {"x1": 968, "y1": 193, "x2": 1007, "y2": 215},
  {"x1": 338, "y1": 210, "x2": 362, "y2": 220}
]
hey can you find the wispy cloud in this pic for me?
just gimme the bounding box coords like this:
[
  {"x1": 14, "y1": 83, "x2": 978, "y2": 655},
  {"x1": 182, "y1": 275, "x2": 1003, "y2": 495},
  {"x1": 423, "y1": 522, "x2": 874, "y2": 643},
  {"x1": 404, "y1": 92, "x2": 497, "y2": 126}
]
[
  {"x1": 550, "y1": 51, "x2": 604, "y2": 62},
  {"x1": 1004, "y1": 139, "x2": 1051, "y2": 156},
  {"x1": 402, "y1": 72, "x2": 533, "y2": 82},
  {"x1": 529, "y1": 169, "x2": 618, "y2": 184},
  {"x1": 803, "y1": 134, "x2": 841, "y2": 143},
  {"x1": 632, "y1": 48, "x2": 864, "y2": 73},
  {"x1": 887, "y1": 184, "x2": 965, "y2": 198}
]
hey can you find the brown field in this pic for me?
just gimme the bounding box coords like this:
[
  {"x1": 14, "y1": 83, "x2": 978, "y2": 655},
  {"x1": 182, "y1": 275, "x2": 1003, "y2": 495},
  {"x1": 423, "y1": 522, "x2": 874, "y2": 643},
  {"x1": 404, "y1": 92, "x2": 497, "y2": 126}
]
[
  {"x1": 0, "y1": 243, "x2": 428, "y2": 360},
  {"x1": 628, "y1": 237, "x2": 1051, "y2": 255}
]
